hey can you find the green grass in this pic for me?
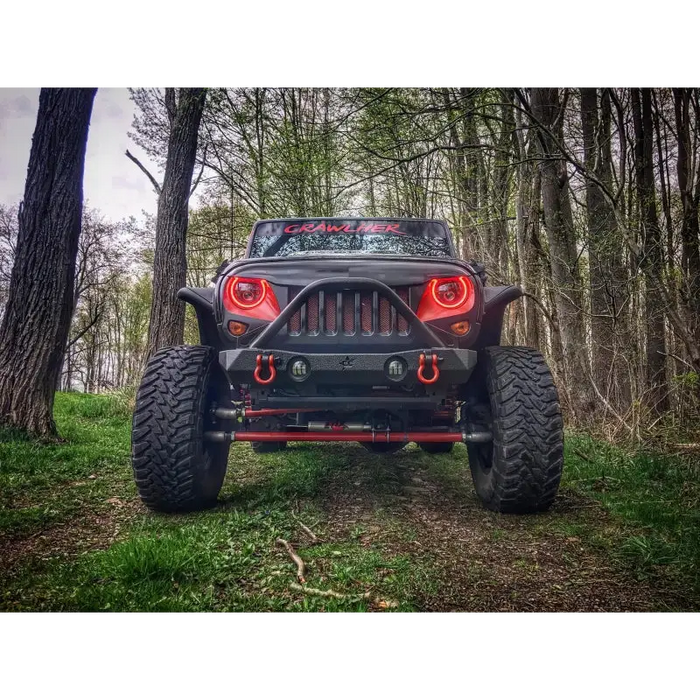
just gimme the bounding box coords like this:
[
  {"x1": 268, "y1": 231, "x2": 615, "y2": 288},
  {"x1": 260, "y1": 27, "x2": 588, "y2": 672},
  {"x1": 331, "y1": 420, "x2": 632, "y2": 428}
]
[
  {"x1": 0, "y1": 393, "x2": 133, "y2": 537},
  {"x1": 1, "y1": 392, "x2": 699, "y2": 611},
  {"x1": 563, "y1": 434, "x2": 700, "y2": 598}
]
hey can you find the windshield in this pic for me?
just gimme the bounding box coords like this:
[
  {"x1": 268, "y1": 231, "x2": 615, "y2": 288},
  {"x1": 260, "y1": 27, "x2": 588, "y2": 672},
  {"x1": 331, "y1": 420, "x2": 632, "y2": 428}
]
[{"x1": 248, "y1": 219, "x2": 453, "y2": 258}]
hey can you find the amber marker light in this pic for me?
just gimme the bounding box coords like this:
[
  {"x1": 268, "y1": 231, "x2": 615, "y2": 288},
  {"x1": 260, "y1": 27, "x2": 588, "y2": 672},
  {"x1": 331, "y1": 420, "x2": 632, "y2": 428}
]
[
  {"x1": 450, "y1": 320, "x2": 470, "y2": 336},
  {"x1": 228, "y1": 321, "x2": 249, "y2": 336}
]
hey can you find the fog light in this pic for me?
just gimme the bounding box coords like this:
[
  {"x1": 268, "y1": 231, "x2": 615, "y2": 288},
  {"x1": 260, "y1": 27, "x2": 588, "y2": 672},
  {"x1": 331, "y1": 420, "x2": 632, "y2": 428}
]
[
  {"x1": 450, "y1": 321, "x2": 470, "y2": 336},
  {"x1": 290, "y1": 358, "x2": 310, "y2": 379},
  {"x1": 228, "y1": 321, "x2": 248, "y2": 336},
  {"x1": 385, "y1": 357, "x2": 407, "y2": 380}
]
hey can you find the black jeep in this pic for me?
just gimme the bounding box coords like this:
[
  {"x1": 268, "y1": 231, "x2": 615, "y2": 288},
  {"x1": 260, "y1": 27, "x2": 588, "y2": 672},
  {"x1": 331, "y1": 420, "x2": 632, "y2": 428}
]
[{"x1": 131, "y1": 218, "x2": 563, "y2": 514}]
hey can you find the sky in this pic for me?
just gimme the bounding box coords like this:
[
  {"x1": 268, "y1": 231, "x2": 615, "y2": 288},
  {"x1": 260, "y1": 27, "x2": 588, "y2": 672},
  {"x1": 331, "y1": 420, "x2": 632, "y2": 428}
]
[{"x1": 0, "y1": 88, "x2": 160, "y2": 221}]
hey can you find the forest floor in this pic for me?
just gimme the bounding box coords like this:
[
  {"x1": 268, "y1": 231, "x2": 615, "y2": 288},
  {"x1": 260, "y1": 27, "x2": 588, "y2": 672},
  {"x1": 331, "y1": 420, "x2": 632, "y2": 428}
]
[{"x1": 1, "y1": 392, "x2": 698, "y2": 612}]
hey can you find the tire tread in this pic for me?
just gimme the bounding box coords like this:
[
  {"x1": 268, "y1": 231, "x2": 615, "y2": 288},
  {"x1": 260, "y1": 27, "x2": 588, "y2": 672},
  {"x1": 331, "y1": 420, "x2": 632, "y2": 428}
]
[
  {"x1": 470, "y1": 346, "x2": 564, "y2": 514},
  {"x1": 131, "y1": 345, "x2": 229, "y2": 512}
]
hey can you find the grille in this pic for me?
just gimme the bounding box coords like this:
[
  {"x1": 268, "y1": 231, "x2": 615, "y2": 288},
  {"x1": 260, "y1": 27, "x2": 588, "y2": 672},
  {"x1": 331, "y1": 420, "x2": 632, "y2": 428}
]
[{"x1": 287, "y1": 287, "x2": 411, "y2": 337}]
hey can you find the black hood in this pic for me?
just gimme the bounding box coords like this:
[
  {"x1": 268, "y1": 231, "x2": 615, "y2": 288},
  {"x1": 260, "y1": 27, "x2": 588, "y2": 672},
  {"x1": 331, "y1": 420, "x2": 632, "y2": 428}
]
[{"x1": 223, "y1": 255, "x2": 477, "y2": 289}]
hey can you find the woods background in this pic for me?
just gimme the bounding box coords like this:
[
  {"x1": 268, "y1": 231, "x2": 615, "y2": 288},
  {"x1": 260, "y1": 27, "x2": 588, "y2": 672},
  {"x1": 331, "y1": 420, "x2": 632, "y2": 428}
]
[{"x1": 1, "y1": 87, "x2": 698, "y2": 442}]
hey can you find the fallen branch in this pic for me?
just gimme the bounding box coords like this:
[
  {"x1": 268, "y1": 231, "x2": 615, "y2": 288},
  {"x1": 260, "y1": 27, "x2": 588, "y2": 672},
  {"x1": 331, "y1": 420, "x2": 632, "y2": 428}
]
[
  {"x1": 290, "y1": 508, "x2": 320, "y2": 543},
  {"x1": 276, "y1": 538, "x2": 306, "y2": 583},
  {"x1": 290, "y1": 583, "x2": 369, "y2": 600},
  {"x1": 290, "y1": 583, "x2": 399, "y2": 609},
  {"x1": 297, "y1": 520, "x2": 319, "y2": 544}
]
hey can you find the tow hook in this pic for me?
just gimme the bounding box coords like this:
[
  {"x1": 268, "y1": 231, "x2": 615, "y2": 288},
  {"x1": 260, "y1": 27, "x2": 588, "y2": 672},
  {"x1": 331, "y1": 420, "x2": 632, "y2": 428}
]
[
  {"x1": 254, "y1": 353, "x2": 276, "y2": 385},
  {"x1": 417, "y1": 353, "x2": 440, "y2": 384}
]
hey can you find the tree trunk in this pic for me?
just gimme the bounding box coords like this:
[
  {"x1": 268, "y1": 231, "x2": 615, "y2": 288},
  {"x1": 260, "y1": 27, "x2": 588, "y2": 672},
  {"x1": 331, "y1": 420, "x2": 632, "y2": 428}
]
[
  {"x1": 530, "y1": 88, "x2": 594, "y2": 418},
  {"x1": 489, "y1": 92, "x2": 513, "y2": 279},
  {"x1": 580, "y1": 89, "x2": 631, "y2": 408},
  {"x1": 672, "y1": 88, "x2": 700, "y2": 352},
  {"x1": 441, "y1": 88, "x2": 480, "y2": 260},
  {"x1": 514, "y1": 103, "x2": 541, "y2": 349},
  {"x1": 146, "y1": 88, "x2": 207, "y2": 357},
  {"x1": 632, "y1": 88, "x2": 669, "y2": 412},
  {"x1": 0, "y1": 88, "x2": 96, "y2": 436}
]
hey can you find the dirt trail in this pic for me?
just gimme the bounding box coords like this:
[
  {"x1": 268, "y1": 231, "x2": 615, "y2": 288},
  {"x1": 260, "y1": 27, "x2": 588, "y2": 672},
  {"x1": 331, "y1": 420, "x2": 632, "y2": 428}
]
[
  {"x1": 314, "y1": 444, "x2": 668, "y2": 611},
  {"x1": 1, "y1": 443, "x2": 682, "y2": 611}
]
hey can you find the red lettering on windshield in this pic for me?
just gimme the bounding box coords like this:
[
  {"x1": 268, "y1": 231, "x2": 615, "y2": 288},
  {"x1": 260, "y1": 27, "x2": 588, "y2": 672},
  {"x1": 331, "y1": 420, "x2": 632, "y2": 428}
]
[{"x1": 282, "y1": 221, "x2": 408, "y2": 235}]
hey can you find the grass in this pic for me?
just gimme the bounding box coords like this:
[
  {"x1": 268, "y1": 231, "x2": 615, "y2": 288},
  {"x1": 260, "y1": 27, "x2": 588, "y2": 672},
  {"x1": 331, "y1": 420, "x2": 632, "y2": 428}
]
[
  {"x1": 1, "y1": 392, "x2": 698, "y2": 611},
  {"x1": 563, "y1": 434, "x2": 700, "y2": 598},
  {"x1": 0, "y1": 393, "x2": 132, "y2": 537}
]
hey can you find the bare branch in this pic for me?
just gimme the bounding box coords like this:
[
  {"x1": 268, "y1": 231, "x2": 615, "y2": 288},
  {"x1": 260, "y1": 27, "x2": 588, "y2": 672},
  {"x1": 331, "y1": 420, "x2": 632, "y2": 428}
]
[
  {"x1": 125, "y1": 149, "x2": 161, "y2": 196},
  {"x1": 290, "y1": 583, "x2": 370, "y2": 600}
]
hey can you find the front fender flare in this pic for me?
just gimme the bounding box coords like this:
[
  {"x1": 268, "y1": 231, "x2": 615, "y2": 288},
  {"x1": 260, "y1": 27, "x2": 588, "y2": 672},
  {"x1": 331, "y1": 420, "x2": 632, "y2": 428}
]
[
  {"x1": 178, "y1": 287, "x2": 219, "y2": 348},
  {"x1": 478, "y1": 285, "x2": 523, "y2": 346}
]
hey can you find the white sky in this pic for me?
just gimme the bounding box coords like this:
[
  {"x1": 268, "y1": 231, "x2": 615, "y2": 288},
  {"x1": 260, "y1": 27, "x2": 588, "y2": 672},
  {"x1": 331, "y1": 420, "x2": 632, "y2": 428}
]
[{"x1": 0, "y1": 88, "x2": 160, "y2": 222}]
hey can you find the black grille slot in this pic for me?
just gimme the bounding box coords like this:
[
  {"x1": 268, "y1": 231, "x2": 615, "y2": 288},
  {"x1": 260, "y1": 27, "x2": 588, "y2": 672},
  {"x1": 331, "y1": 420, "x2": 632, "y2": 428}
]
[{"x1": 287, "y1": 287, "x2": 411, "y2": 337}]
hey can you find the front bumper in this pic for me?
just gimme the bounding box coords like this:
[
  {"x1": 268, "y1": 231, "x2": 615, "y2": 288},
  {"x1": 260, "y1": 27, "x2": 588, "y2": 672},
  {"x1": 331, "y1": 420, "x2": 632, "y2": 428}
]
[{"x1": 220, "y1": 347, "x2": 477, "y2": 390}]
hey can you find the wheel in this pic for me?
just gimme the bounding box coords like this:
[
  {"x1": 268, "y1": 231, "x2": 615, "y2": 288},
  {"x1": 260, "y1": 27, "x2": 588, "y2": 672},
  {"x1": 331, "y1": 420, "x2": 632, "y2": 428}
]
[
  {"x1": 252, "y1": 441, "x2": 287, "y2": 453},
  {"x1": 418, "y1": 442, "x2": 454, "y2": 454},
  {"x1": 131, "y1": 345, "x2": 232, "y2": 512},
  {"x1": 467, "y1": 346, "x2": 563, "y2": 514},
  {"x1": 362, "y1": 442, "x2": 405, "y2": 454}
]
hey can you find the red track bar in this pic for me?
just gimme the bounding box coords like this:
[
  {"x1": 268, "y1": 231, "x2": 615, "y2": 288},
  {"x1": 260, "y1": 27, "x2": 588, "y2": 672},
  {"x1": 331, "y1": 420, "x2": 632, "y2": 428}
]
[{"x1": 233, "y1": 431, "x2": 464, "y2": 443}]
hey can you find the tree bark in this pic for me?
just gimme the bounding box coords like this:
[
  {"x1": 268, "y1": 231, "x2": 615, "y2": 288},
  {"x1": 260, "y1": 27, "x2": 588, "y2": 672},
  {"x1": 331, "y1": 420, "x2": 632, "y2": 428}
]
[
  {"x1": 514, "y1": 102, "x2": 541, "y2": 349},
  {"x1": 0, "y1": 88, "x2": 96, "y2": 436},
  {"x1": 580, "y1": 89, "x2": 631, "y2": 408},
  {"x1": 632, "y1": 89, "x2": 669, "y2": 412},
  {"x1": 489, "y1": 92, "x2": 513, "y2": 278},
  {"x1": 530, "y1": 88, "x2": 594, "y2": 418},
  {"x1": 146, "y1": 88, "x2": 207, "y2": 357},
  {"x1": 441, "y1": 88, "x2": 480, "y2": 259},
  {"x1": 672, "y1": 88, "x2": 700, "y2": 352}
]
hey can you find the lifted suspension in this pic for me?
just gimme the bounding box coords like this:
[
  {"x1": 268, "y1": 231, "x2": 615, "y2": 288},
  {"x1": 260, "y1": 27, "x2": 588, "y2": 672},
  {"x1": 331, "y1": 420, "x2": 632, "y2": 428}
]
[{"x1": 203, "y1": 430, "x2": 492, "y2": 444}]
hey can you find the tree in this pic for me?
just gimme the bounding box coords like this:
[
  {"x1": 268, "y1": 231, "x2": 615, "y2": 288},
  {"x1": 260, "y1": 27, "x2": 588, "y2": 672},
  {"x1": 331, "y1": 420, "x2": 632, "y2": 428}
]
[
  {"x1": 632, "y1": 88, "x2": 669, "y2": 412},
  {"x1": 529, "y1": 88, "x2": 594, "y2": 418},
  {"x1": 580, "y1": 89, "x2": 631, "y2": 407},
  {"x1": 0, "y1": 204, "x2": 19, "y2": 314},
  {"x1": 145, "y1": 88, "x2": 207, "y2": 356},
  {"x1": 0, "y1": 88, "x2": 96, "y2": 436},
  {"x1": 672, "y1": 88, "x2": 700, "y2": 353}
]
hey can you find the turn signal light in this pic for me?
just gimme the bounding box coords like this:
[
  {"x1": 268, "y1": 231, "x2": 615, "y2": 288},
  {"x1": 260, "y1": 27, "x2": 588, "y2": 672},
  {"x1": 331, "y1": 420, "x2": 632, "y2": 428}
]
[
  {"x1": 450, "y1": 321, "x2": 470, "y2": 336},
  {"x1": 228, "y1": 321, "x2": 249, "y2": 336}
]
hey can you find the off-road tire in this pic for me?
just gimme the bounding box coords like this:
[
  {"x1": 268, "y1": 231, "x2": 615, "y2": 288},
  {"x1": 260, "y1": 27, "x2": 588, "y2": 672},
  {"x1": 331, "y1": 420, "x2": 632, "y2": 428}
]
[
  {"x1": 418, "y1": 442, "x2": 454, "y2": 454},
  {"x1": 251, "y1": 441, "x2": 287, "y2": 453},
  {"x1": 467, "y1": 346, "x2": 563, "y2": 514},
  {"x1": 131, "y1": 345, "x2": 232, "y2": 513}
]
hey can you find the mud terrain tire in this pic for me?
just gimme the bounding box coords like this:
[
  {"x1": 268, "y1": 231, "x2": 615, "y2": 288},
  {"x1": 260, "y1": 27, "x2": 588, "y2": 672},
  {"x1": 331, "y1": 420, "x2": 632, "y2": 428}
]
[{"x1": 131, "y1": 345, "x2": 231, "y2": 512}]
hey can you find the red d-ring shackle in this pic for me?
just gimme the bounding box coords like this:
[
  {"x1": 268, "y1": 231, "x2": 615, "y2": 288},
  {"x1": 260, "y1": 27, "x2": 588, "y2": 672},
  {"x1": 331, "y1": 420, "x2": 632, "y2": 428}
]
[
  {"x1": 254, "y1": 354, "x2": 276, "y2": 385},
  {"x1": 417, "y1": 353, "x2": 440, "y2": 385}
]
